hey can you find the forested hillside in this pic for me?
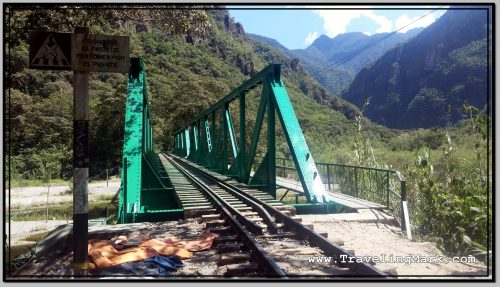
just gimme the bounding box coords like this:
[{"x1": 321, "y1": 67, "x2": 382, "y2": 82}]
[
  {"x1": 8, "y1": 7, "x2": 385, "y2": 181},
  {"x1": 341, "y1": 8, "x2": 491, "y2": 129}
]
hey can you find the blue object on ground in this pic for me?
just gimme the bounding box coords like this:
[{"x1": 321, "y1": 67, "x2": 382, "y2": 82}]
[
  {"x1": 143, "y1": 255, "x2": 184, "y2": 271},
  {"x1": 98, "y1": 261, "x2": 168, "y2": 277},
  {"x1": 97, "y1": 255, "x2": 184, "y2": 277}
]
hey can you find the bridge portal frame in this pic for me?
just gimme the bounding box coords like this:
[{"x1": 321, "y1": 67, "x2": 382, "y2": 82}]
[{"x1": 173, "y1": 64, "x2": 327, "y2": 203}]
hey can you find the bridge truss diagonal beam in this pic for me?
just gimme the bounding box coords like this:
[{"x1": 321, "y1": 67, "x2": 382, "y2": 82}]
[{"x1": 173, "y1": 64, "x2": 326, "y2": 203}]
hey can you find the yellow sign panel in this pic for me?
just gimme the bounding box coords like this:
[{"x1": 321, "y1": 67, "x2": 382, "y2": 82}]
[{"x1": 71, "y1": 34, "x2": 130, "y2": 73}]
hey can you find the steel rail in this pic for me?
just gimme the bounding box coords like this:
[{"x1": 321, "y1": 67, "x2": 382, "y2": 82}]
[
  {"x1": 170, "y1": 154, "x2": 280, "y2": 234},
  {"x1": 169, "y1": 153, "x2": 390, "y2": 278},
  {"x1": 165, "y1": 154, "x2": 288, "y2": 278},
  {"x1": 167, "y1": 156, "x2": 263, "y2": 235}
]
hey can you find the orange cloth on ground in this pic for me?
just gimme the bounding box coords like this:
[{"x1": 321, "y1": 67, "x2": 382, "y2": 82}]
[
  {"x1": 87, "y1": 233, "x2": 217, "y2": 270},
  {"x1": 183, "y1": 232, "x2": 218, "y2": 251},
  {"x1": 89, "y1": 239, "x2": 115, "y2": 249},
  {"x1": 149, "y1": 245, "x2": 192, "y2": 259},
  {"x1": 161, "y1": 232, "x2": 219, "y2": 252},
  {"x1": 88, "y1": 238, "x2": 194, "y2": 270},
  {"x1": 116, "y1": 247, "x2": 140, "y2": 255},
  {"x1": 139, "y1": 239, "x2": 168, "y2": 247},
  {"x1": 89, "y1": 249, "x2": 115, "y2": 269},
  {"x1": 109, "y1": 247, "x2": 161, "y2": 265},
  {"x1": 89, "y1": 239, "x2": 119, "y2": 256},
  {"x1": 114, "y1": 235, "x2": 128, "y2": 245}
]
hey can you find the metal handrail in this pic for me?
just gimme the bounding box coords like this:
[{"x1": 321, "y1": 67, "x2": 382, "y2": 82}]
[
  {"x1": 273, "y1": 157, "x2": 411, "y2": 238},
  {"x1": 388, "y1": 188, "x2": 401, "y2": 198},
  {"x1": 316, "y1": 161, "x2": 397, "y2": 173}
]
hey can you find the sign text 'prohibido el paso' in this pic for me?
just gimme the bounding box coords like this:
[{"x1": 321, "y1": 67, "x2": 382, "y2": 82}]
[{"x1": 72, "y1": 33, "x2": 130, "y2": 73}]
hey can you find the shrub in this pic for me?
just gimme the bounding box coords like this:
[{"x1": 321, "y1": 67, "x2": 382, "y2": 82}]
[{"x1": 405, "y1": 104, "x2": 491, "y2": 262}]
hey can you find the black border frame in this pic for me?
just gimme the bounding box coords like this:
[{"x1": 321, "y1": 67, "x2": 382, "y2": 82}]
[{"x1": 2, "y1": 2, "x2": 495, "y2": 283}]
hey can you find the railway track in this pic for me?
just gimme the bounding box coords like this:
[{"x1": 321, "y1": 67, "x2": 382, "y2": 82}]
[{"x1": 164, "y1": 153, "x2": 389, "y2": 279}]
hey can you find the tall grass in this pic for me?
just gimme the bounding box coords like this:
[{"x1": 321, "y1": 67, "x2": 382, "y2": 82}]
[
  {"x1": 404, "y1": 105, "x2": 491, "y2": 262},
  {"x1": 9, "y1": 178, "x2": 70, "y2": 188},
  {"x1": 9, "y1": 202, "x2": 116, "y2": 221},
  {"x1": 340, "y1": 101, "x2": 491, "y2": 263}
]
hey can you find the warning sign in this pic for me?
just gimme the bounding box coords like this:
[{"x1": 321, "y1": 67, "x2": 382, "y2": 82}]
[
  {"x1": 29, "y1": 32, "x2": 71, "y2": 70},
  {"x1": 72, "y1": 34, "x2": 130, "y2": 73}
]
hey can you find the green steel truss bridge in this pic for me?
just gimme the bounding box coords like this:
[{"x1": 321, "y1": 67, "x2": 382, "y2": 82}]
[{"x1": 117, "y1": 58, "x2": 411, "y2": 240}]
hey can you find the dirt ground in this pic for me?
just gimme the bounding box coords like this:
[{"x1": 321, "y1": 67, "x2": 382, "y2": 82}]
[
  {"x1": 6, "y1": 213, "x2": 491, "y2": 280},
  {"x1": 9, "y1": 219, "x2": 226, "y2": 279},
  {"x1": 299, "y1": 213, "x2": 490, "y2": 279},
  {"x1": 6, "y1": 179, "x2": 120, "y2": 249},
  {"x1": 8, "y1": 220, "x2": 70, "y2": 247},
  {"x1": 8, "y1": 179, "x2": 120, "y2": 208},
  {"x1": 5, "y1": 180, "x2": 491, "y2": 280}
]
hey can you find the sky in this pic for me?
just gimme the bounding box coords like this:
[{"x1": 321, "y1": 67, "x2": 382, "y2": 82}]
[{"x1": 228, "y1": 6, "x2": 448, "y2": 50}]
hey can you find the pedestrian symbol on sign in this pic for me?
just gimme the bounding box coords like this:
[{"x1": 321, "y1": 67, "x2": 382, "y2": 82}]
[{"x1": 30, "y1": 33, "x2": 71, "y2": 69}]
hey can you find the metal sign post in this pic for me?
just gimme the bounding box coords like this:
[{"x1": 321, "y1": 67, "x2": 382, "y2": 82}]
[
  {"x1": 29, "y1": 27, "x2": 129, "y2": 277},
  {"x1": 72, "y1": 27, "x2": 90, "y2": 276}
]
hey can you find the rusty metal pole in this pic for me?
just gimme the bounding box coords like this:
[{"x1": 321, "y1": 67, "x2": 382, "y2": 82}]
[{"x1": 72, "y1": 27, "x2": 90, "y2": 276}]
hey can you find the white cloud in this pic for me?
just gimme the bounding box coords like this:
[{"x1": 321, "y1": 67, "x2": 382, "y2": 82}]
[
  {"x1": 367, "y1": 12, "x2": 393, "y2": 33},
  {"x1": 395, "y1": 13, "x2": 437, "y2": 33},
  {"x1": 313, "y1": 8, "x2": 445, "y2": 38},
  {"x1": 304, "y1": 32, "x2": 319, "y2": 45},
  {"x1": 314, "y1": 9, "x2": 393, "y2": 38}
]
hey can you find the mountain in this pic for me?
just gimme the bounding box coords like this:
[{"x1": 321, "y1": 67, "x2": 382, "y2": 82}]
[
  {"x1": 302, "y1": 29, "x2": 422, "y2": 71},
  {"x1": 249, "y1": 29, "x2": 422, "y2": 97},
  {"x1": 247, "y1": 33, "x2": 295, "y2": 58},
  {"x1": 340, "y1": 9, "x2": 490, "y2": 129}
]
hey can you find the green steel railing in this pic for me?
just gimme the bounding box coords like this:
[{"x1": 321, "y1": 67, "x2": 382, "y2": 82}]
[
  {"x1": 118, "y1": 58, "x2": 177, "y2": 224},
  {"x1": 274, "y1": 157, "x2": 411, "y2": 238}
]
